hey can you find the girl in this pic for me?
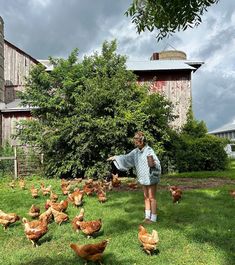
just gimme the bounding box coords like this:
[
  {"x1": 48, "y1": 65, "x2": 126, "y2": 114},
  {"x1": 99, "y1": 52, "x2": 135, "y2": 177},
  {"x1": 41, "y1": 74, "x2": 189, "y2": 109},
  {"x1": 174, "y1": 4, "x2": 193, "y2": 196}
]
[{"x1": 107, "y1": 131, "x2": 161, "y2": 223}]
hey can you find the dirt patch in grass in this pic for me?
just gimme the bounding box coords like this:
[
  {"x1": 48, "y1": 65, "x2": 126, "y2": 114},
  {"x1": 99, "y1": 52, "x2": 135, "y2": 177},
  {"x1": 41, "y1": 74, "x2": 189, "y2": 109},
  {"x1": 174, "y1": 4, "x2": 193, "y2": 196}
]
[
  {"x1": 158, "y1": 178, "x2": 235, "y2": 190},
  {"x1": 114, "y1": 177, "x2": 235, "y2": 192}
]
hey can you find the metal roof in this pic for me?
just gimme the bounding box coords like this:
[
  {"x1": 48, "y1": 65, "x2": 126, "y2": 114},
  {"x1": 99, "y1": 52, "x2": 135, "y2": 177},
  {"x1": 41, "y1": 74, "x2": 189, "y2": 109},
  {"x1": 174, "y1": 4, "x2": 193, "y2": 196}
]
[
  {"x1": 125, "y1": 60, "x2": 198, "y2": 71},
  {"x1": 209, "y1": 122, "x2": 235, "y2": 134},
  {"x1": 0, "y1": 99, "x2": 33, "y2": 112},
  {"x1": 38, "y1": 59, "x2": 54, "y2": 71},
  {"x1": 39, "y1": 59, "x2": 203, "y2": 72}
]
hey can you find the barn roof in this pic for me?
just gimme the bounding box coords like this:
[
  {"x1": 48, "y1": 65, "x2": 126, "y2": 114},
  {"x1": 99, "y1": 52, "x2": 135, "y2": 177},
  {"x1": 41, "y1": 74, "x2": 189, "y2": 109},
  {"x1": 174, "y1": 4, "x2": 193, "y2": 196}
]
[
  {"x1": 39, "y1": 59, "x2": 203, "y2": 72},
  {"x1": 0, "y1": 99, "x2": 35, "y2": 112},
  {"x1": 209, "y1": 122, "x2": 235, "y2": 134},
  {"x1": 4, "y1": 39, "x2": 40, "y2": 65},
  {"x1": 126, "y1": 60, "x2": 200, "y2": 71}
]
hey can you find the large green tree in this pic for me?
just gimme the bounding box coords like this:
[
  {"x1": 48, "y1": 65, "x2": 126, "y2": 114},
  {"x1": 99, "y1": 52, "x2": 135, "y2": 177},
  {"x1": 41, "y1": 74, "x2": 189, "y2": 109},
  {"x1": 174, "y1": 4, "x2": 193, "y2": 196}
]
[
  {"x1": 17, "y1": 40, "x2": 174, "y2": 178},
  {"x1": 126, "y1": 0, "x2": 219, "y2": 40}
]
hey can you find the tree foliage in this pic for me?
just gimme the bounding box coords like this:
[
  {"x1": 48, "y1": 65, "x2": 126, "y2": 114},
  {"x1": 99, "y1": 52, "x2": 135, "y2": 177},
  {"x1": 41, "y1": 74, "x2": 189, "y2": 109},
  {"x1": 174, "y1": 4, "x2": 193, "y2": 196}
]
[
  {"x1": 181, "y1": 105, "x2": 207, "y2": 138},
  {"x1": 126, "y1": 0, "x2": 219, "y2": 40},
  {"x1": 16, "y1": 40, "x2": 174, "y2": 178},
  {"x1": 164, "y1": 108, "x2": 228, "y2": 172}
]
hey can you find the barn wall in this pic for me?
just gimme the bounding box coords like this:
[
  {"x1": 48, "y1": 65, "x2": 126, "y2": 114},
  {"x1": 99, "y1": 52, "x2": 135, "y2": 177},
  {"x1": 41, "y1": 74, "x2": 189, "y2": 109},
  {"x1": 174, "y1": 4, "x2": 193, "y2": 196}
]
[
  {"x1": 136, "y1": 71, "x2": 191, "y2": 128},
  {"x1": 1, "y1": 112, "x2": 31, "y2": 145},
  {"x1": 4, "y1": 42, "x2": 37, "y2": 103},
  {"x1": 0, "y1": 17, "x2": 4, "y2": 102}
]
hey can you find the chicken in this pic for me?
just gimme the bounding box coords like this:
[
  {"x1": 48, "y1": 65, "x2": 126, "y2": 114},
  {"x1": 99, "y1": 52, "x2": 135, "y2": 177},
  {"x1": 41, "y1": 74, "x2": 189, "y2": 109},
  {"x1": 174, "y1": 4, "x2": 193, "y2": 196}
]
[
  {"x1": 138, "y1": 225, "x2": 159, "y2": 255},
  {"x1": 45, "y1": 199, "x2": 68, "y2": 212},
  {"x1": 61, "y1": 179, "x2": 71, "y2": 195},
  {"x1": 39, "y1": 208, "x2": 53, "y2": 223},
  {"x1": 70, "y1": 239, "x2": 109, "y2": 265},
  {"x1": 22, "y1": 217, "x2": 48, "y2": 247},
  {"x1": 72, "y1": 208, "x2": 85, "y2": 232},
  {"x1": 40, "y1": 183, "x2": 52, "y2": 196},
  {"x1": 28, "y1": 204, "x2": 40, "y2": 218},
  {"x1": 169, "y1": 185, "x2": 183, "y2": 203},
  {"x1": 112, "y1": 174, "x2": 121, "y2": 188},
  {"x1": 97, "y1": 190, "x2": 107, "y2": 203},
  {"x1": 127, "y1": 181, "x2": 138, "y2": 190},
  {"x1": 68, "y1": 188, "x2": 84, "y2": 206},
  {"x1": 77, "y1": 219, "x2": 102, "y2": 238},
  {"x1": 229, "y1": 190, "x2": 235, "y2": 198},
  {"x1": 70, "y1": 177, "x2": 82, "y2": 185},
  {"x1": 61, "y1": 184, "x2": 71, "y2": 195},
  {"x1": 83, "y1": 184, "x2": 94, "y2": 196},
  {"x1": 61, "y1": 178, "x2": 71, "y2": 187},
  {"x1": 0, "y1": 210, "x2": 20, "y2": 230},
  {"x1": 31, "y1": 185, "x2": 39, "y2": 199},
  {"x1": 51, "y1": 208, "x2": 69, "y2": 225},
  {"x1": 73, "y1": 191, "x2": 84, "y2": 207},
  {"x1": 19, "y1": 178, "x2": 26, "y2": 190},
  {"x1": 85, "y1": 178, "x2": 93, "y2": 185},
  {"x1": 50, "y1": 191, "x2": 59, "y2": 202},
  {"x1": 9, "y1": 180, "x2": 16, "y2": 189}
]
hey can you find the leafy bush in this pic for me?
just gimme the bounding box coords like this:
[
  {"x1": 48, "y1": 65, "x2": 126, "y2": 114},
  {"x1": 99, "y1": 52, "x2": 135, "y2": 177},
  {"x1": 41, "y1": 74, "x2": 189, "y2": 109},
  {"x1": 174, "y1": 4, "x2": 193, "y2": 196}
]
[
  {"x1": 173, "y1": 134, "x2": 228, "y2": 172},
  {"x1": 16, "y1": 40, "x2": 174, "y2": 178}
]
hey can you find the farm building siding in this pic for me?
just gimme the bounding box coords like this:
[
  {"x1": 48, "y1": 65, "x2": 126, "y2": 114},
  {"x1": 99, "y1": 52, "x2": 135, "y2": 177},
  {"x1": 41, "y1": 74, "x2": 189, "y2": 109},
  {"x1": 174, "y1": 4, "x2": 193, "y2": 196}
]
[
  {"x1": 1, "y1": 111, "x2": 32, "y2": 145},
  {"x1": 4, "y1": 40, "x2": 38, "y2": 103},
  {"x1": 0, "y1": 17, "x2": 4, "y2": 102},
  {"x1": 136, "y1": 71, "x2": 191, "y2": 128}
]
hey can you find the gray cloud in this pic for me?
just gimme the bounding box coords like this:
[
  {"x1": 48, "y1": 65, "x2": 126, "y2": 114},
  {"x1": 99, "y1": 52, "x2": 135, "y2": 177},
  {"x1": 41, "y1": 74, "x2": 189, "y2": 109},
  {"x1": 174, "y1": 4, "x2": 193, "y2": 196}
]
[
  {"x1": 193, "y1": 69, "x2": 235, "y2": 130},
  {"x1": 1, "y1": 0, "x2": 131, "y2": 58}
]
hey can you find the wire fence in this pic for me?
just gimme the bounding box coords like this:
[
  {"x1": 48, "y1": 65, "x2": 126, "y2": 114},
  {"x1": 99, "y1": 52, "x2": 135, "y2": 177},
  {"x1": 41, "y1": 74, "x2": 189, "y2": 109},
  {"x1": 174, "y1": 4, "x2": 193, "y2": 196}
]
[{"x1": 0, "y1": 145, "x2": 43, "y2": 179}]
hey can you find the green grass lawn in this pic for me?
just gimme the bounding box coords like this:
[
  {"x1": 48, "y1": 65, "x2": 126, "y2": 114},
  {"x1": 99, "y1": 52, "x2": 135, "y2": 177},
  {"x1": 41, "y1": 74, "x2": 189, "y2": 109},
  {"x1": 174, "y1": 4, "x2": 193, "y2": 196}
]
[{"x1": 0, "y1": 176, "x2": 234, "y2": 265}]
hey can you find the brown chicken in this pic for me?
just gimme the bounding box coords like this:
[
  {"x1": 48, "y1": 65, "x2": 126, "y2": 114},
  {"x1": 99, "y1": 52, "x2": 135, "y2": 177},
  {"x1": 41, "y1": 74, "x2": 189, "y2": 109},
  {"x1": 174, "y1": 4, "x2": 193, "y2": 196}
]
[
  {"x1": 19, "y1": 178, "x2": 26, "y2": 190},
  {"x1": 39, "y1": 208, "x2": 53, "y2": 223},
  {"x1": 50, "y1": 191, "x2": 59, "y2": 202},
  {"x1": 72, "y1": 208, "x2": 85, "y2": 232},
  {"x1": 9, "y1": 180, "x2": 16, "y2": 189},
  {"x1": 51, "y1": 208, "x2": 69, "y2": 225},
  {"x1": 138, "y1": 225, "x2": 159, "y2": 255},
  {"x1": 0, "y1": 210, "x2": 20, "y2": 230},
  {"x1": 97, "y1": 190, "x2": 107, "y2": 203},
  {"x1": 70, "y1": 239, "x2": 109, "y2": 265},
  {"x1": 22, "y1": 217, "x2": 48, "y2": 247},
  {"x1": 83, "y1": 184, "x2": 94, "y2": 196},
  {"x1": 40, "y1": 183, "x2": 52, "y2": 196},
  {"x1": 61, "y1": 184, "x2": 71, "y2": 195},
  {"x1": 28, "y1": 204, "x2": 40, "y2": 218},
  {"x1": 31, "y1": 185, "x2": 39, "y2": 199},
  {"x1": 45, "y1": 199, "x2": 68, "y2": 212},
  {"x1": 68, "y1": 188, "x2": 84, "y2": 207},
  {"x1": 70, "y1": 177, "x2": 83, "y2": 185},
  {"x1": 127, "y1": 181, "x2": 138, "y2": 190},
  {"x1": 169, "y1": 185, "x2": 183, "y2": 203},
  {"x1": 61, "y1": 178, "x2": 71, "y2": 187},
  {"x1": 229, "y1": 190, "x2": 235, "y2": 198},
  {"x1": 77, "y1": 219, "x2": 102, "y2": 238},
  {"x1": 112, "y1": 174, "x2": 121, "y2": 188}
]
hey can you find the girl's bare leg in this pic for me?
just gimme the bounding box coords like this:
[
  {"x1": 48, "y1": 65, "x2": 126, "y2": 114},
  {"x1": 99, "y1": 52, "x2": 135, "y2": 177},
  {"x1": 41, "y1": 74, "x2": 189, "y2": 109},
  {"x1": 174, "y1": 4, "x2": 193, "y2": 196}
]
[{"x1": 148, "y1": 184, "x2": 157, "y2": 215}]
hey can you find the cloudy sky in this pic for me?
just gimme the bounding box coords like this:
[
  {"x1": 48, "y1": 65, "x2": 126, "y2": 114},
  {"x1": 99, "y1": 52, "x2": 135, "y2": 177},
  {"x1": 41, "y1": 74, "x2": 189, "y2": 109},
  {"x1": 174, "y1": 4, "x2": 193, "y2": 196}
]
[{"x1": 1, "y1": 0, "x2": 234, "y2": 131}]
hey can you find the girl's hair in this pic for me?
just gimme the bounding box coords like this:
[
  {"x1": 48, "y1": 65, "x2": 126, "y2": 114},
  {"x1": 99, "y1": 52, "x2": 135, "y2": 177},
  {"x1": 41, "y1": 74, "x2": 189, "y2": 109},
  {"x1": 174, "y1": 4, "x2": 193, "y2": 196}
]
[{"x1": 134, "y1": 131, "x2": 146, "y2": 142}]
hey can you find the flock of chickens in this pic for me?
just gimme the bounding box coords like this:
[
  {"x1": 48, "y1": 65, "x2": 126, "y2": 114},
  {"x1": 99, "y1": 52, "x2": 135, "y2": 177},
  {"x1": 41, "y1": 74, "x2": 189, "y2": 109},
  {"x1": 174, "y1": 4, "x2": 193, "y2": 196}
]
[{"x1": 0, "y1": 175, "x2": 187, "y2": 264}]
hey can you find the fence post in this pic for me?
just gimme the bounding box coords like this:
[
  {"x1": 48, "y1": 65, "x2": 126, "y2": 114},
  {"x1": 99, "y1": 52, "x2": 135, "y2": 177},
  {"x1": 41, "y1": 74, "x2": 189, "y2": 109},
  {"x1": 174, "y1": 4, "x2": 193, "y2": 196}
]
[{"x1": 14, "y1": 146, "x2": 18, "y2": 179}]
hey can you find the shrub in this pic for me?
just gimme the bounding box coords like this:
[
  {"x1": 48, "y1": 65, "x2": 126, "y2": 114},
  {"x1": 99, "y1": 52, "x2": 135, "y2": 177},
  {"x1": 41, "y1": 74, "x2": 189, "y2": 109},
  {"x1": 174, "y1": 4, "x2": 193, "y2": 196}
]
[{"x1": 174, "y1": 134, "x2": 228, "y2": 172}]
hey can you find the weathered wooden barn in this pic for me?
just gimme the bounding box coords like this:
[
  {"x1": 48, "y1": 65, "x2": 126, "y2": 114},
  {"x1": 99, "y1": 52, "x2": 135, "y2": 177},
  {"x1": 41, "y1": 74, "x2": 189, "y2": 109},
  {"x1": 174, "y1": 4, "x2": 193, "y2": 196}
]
[
  {"x1": 0, "y1": 17, "x2": 39, "y2": 145},
  {"x1": 0, "y1": 16, "x2": 203, "y2": 146}
]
